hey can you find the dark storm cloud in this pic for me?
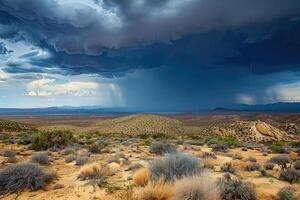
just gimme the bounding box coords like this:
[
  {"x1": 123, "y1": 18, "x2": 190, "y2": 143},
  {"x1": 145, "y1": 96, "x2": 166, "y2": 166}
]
[
  {"x1": 0, "y1": 42, "x2": 7, "y2": 54},
  {"x1": 0, "y1": 0, "x2": 300, "y2": 78}
]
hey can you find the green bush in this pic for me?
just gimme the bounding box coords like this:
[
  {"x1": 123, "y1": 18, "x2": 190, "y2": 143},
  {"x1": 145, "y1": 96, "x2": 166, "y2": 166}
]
[
  {"x1": 30, "y1": 130, "x2": 76, "y2": 150},
  {"x1": 277, "y1": 186, "x2": 296, "y2": 200},
  {"x1": 16, "y1": 132, "x2": 32, "y2": 145},
  {"x1": 268, "y1": 141, "x2": 288, "y2": 153},
  {"x1": 206, "y1": 136, "x2": 240, "y2": 147}
]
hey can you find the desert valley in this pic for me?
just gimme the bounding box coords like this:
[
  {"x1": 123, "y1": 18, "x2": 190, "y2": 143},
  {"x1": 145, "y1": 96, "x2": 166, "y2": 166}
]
[{"x1": 0, "y1": 113, "x2": 299, "y2": 200}]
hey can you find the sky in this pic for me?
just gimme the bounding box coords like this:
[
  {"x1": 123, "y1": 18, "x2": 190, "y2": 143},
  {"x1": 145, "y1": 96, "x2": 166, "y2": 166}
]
[{"x1": 0, "y1": 0, "x2": 300, "y2": 111}]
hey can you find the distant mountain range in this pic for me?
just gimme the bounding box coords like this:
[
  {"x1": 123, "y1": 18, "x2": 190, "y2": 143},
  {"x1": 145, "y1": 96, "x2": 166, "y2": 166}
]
[
  {"x1": 213, "y1": 102, "x2": 300, "y2": 112},
  {"x1": 0, "y1": 106, "x2": 132, "y2": 115},
  {"x1": 1, "y1": 102, "x2": 300, "y2": 115}
]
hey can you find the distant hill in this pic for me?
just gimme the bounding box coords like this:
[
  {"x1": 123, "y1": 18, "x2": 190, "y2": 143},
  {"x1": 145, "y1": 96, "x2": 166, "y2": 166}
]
[{"x1": 0, "y1": 119, "x2": 35, "y2": 132}]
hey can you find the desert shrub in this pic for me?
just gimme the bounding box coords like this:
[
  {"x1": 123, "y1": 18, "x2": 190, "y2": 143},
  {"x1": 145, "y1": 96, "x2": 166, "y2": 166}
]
[
  {"x1": 246, "y1": 163, "x2": 261, "y2": 171},
  {"x1": 89, "y1": 138, "x2": 109, "y2": 153},
  {"x1": 232, "y1": 153, "x2": 243, "y2": 160},
  {"x1": 269, "y1": 155, "x2": 292, "y2": 171},
  {"x1": 221, "y1": 162, "x2": 236, "y2": 174},
  {"x1": 0, "y1": 149, "x2": 16, "y2": 158},
  {"x1": 88, "y1": 144, "x2": 102, "y2": 154},
  {"x1": 135, "y1": 178, "x2": 173, "y2": 200},
  {"x1": 65, "y1": 155, "x2": 77, "y2": 163},
  {"x1": 211, "y1": 143, "x2": 228, "y2": 153},
  {"x1": 268, "y1": 141, "x2": 289, "y2": 153},
  {"x1": 143, "y1": 138, "x2": 152, "y2": 146},
  {"x1": 150, "y1": 153, "x2": 201, "y2": 182},
  {"x1": 31, "y1": 152, "x2": 50, "y2": 165},
  {"x1": 173, "y1": 173, "x2": 220, "y2": 200},
  {"x1": 248, "y1": 156, "x2": 257, "y2": 163},
  {"x1": 242, "y1": 147, "x2": 248, "y2": 151},
  {"x1": 77, "y1": 163, "x2": 111, "y2": 181},
  {"x1": 75, "y1": 156, "x2": 88, "y2": 166},
  {"x1": 219, "y1": 176, "x2": 257, "y2": 200},
  {"x1": 260, "y1": 169, "x2": 269, "y2": 177},
  {"x1": 60, "y1": 147, "x2": 75, "y2": 155},
  {"x1": 201, "y1": 152, "x2": 217, "y2": 159},
  {"x1": 16, "y1": 132, "x2": 32, "y2": 145},
  {"x1": 264, "y1": 162, "x2": 275, "y2": 170},
  {"x1": 277, "y1": 186, "x2": 296, "y2": 200},
  {"x1": 279, "y1": 169, "x2": 300, "y2": 183},
  {"x1": 107, "y1": 152, "x2": 127, "y2": 164},
  {"x1": 294, "y1": 160, "x2": 300, "y2": 170},
  {"x1": 151, "y1": 133, "x2": 173, "y2": 140},
  {"x1": 30, "y1": 130, "x2": 76, "y2": 150},
  {"x1": 149, "y1": 141, "x2": 177, "y2": 155},
  {"x1": 206, "y1": 136, "x2": 239, "y2": 147},
  {"x1": 0, "y1": 163, "x2": 55, "y2": 195},
  {"x1": 133, "y1": 168, "x2": 151, "y2": 186}
]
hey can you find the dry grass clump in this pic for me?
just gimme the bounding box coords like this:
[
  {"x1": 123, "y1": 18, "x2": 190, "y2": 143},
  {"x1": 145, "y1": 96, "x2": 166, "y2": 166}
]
[
  {"x1": 173, "y1": 173, "x2": 220, "y2": 200},
  {"x1": 133, "y1": 168, "x2": 151, "y2": 186},
  {"x1": 0, "y1": 163, "x2": 55, "y2": 195},
  {"x1": 204, "y1": 158, "x2": 216, "y2": 169},
  {"x1": 78, "y1": 163, "x2": 111, "y2": 181},
  {"x1": 135, "y1": 178, "x2": 173, "y2": 200}
]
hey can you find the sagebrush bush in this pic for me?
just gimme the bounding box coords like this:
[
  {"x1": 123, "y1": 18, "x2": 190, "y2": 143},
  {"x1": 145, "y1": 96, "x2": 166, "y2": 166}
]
[
  {"x1": 173, "y1": 173, "x2": 220, "y2": 200},
  {"x1": 221, "y1": 162, "x2": 236, "y2": 174},
  {"x1": 133, "y1": 168, "x2": 151, "y2": 186},
  {"x1": 61, "y1": 147, "x2": 75, "y2": 155},
  {"x1": 150, "y1": 153, "x2": 201, "y2": 182},
  {"x1": 135, "y1": 177, "x2": 173, "y2": 200},
  {"x1": 31, "y1": 152, "x2": 50, "y2": 165},
  {"x1": 201, "y1": 152, "x2": 217, "y2": 159},
  {"x1": 149, "y1": 141, "x2": 177, "y2": 155},
  {"x1": 264, "y1": 162, "x2": 275, "y2": 170},
  {"x1": 65, "y1": 155, "x2": 77, "y2": 163},
  {"x1": 77, "y1": 163, "x2": 111, "y2": 181},
  {"x1": 30, "y1": 130, "x2": 76, "y2": 150},
  {"x1": 294, "y1": 160, "x2": 300, "y2": 170},
  {"x1": 279, "y1": 169, "x2": 300, "y2": 183},
  {"x1": 211, "y1": 143, "x2": 228, "y2": 153},
  {"x1": 232, "y1": 153, "x2": 243, "y2": 160},
  {"x1": 75, "y1": 156, "x2": 88, "y2": 166},
  {"x1": 248, "y1": 156, "x2": 257, "y2": 163},
  {"x1": 0, "y1": 149, "x2": 16, "y2": 158},
  {"x1": 0, "y1": 163, "x2": 55, "y2": 195},
  {"x1": 277, "y1": 186, "x2": 296, "y2": 200},
  {"x1": 246, "y1": 163, "x2": 261, "y2": 171},
  {"x1": 219, "y1": 176, "x2": 257, "y2": 200},
  {"x1": 269, "y1": 155, "x2": 292, "y2": 171}
]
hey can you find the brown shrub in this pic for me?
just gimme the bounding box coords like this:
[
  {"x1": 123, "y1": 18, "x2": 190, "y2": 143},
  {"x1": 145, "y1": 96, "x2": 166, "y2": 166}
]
[
  {"x1": 135, "y1": 178, "x2": 173, "y2": 200},
  {"x1": 78, "y1": 163, "x2": 111, "y2": 180},
  {"x1": 133, "y1": 168, "x2": 151, "y2": 186}
]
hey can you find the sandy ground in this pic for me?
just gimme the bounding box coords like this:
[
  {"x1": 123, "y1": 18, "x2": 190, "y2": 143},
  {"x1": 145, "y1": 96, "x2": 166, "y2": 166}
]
[{"x1": 0, "y1": 140, "x2": 299, "y2": 200}]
